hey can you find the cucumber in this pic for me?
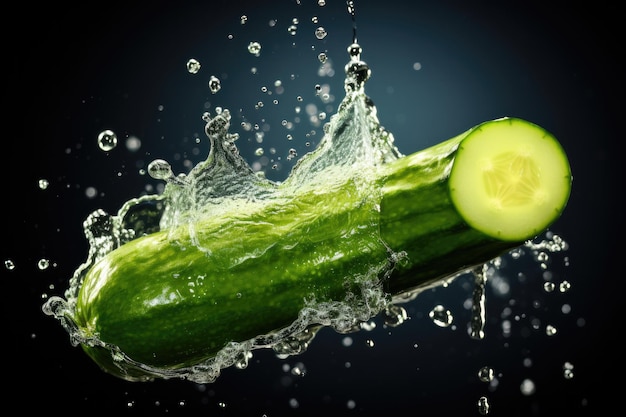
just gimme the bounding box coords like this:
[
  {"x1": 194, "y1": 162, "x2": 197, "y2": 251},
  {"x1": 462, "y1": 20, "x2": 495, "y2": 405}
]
[{"x1": 68, "y1": 114, "x2": 571, "y2": 382}]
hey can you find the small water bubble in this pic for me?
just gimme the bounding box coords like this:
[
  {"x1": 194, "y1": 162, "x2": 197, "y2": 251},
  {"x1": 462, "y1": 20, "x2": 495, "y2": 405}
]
[
  {"x1": 365, "y1": 339, "x2": 375, "y2": 347},
  {"x1": 125, "y1": 136, "x2": 141, "y2": 152},
  {"x1": 559, "y1": 280, "x2": 571, "y2": 292},
  {"x1": 383, "y1": 304, "x2": 408, "y2": 327},
  {"x1": 346, "y1": 0, "x2": 355, "y2": 15},
  {"x1": 85, "y1": 186, "x2": 98, "y2": 199},
  {"x1": 287, "y1": 25, "x2": 298, "y2": 36},
  {"x1": 255, "y1": 148, "x2": 264, "y2": 156},
  {"x1": 97, "y1": 129, "x2": 118, "y2": 151},
  {"x1": 186, "y1": 58, "x2": 201, "y2": 74},
  {"x1": 4, "y1": 259, "x2": 15, "y2": 270},
  {"x1": 429, "y1": 305, "x2": 453, "y2": 327},
  {"x1": 38, "y1": 179, "x2": 49, "y2": 190},
  {"x1": 290, "y1": 362, "x2": 307, "y2": 376},
  {"x1": 477, "y1": 396, "x2": 490, "y2": 415},
  {"x1": 342, "y1": 336, "x2": 353, "y2": 347},
  {"x1": 346, "y1": 400, "x2": 356, "y2": 409},
  {"x1": 315, "y1": 27, "x2": 327, "y2": 40},
  {"x1": 218, "y1": 402, "x2": 227, "y2": 408},
  {"x1": 148, "y1": 159, "x2": 174, "y2": 180},
  {"x1": 318, "y1": 0, "x2": 326, "y2": 6},
  {"x1": 478, "y1": 366, "x2": 495, "y2": 382},
  {"x1": 318, "y1": 52, "x2": 327, "y2": 63},
  {"x1": 208, "y1": 76, "x2": 221, "y2": 94},
  {"x1": 412, "y1": 62, "x2": 422, "y2": 71},
  {"x1": 360, "y1": 321, "x2": 376, "y2": 331},
  {"x1": 543, "y1": 282, "x2": 556, "y2": 292},
  {"x1": 347, "y1": 43, "x2": 362, "y2": 59},
  {"x1": 520, "y1": 378, "x2": 536, "y2": 395},
  {"x1": 240, "y1": 15, "x2": 247, "y2": 25},
  {"x1": 288, "y1": 398, "x2": 299, "y2": 408},
  {"x1": 546, "y1": 324, "x2": 558, "y2": 336},
  {"x1": 248, "y1": 41, "x2": 261, "y2": 56},
  {"x1": 563, "y1": 362, "x2": 574, "y2": 379},
  {"x1": 37, "y1": 258, "x2": 50, "y2": 270},
  {"x1": 287, "y1": 148, "x2": 297, "y2": 160}
]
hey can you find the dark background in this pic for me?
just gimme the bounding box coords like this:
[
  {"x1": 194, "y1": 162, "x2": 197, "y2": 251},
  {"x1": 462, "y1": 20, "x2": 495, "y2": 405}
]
[{"x1": 9, "y1": 0, "x2": 621, "y2": 415}]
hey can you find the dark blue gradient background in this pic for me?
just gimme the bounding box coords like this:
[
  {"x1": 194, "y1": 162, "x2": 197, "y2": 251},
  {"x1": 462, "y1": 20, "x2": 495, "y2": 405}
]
[{"x1": 10, "y1": 1, "x2": 620, "y2": 415}]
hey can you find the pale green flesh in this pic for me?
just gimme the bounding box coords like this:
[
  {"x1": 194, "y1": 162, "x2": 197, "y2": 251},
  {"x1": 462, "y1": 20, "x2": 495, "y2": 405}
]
[{"x1": 448, "y1": 118, "x2": 572, "y2": 241}]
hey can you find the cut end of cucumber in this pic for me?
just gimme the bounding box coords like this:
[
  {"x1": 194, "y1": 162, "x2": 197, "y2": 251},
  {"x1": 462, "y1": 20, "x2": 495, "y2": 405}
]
[{"x1": 449, "y1": 117, "x2": 572, "y2": 242}]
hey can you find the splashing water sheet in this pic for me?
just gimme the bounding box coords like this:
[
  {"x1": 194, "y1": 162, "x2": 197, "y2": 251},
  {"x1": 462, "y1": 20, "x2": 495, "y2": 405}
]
[{"x1": 12, "y1": 0, "x2": 621, "y2": 415}]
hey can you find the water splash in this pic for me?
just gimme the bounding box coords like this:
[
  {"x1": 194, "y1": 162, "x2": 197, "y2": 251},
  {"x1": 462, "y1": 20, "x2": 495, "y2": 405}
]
[{"x1": 43, "y1": 43, "x2": 406, "y2": 383}]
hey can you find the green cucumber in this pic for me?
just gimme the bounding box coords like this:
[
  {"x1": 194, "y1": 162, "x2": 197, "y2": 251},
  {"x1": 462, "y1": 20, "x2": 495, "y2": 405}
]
[{"x1": 73, "y1": 116, "x2": 572, "y2": 382}]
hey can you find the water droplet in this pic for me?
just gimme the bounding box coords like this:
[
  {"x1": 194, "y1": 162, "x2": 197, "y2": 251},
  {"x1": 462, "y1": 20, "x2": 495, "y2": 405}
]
[
  {"x1": 97, "y1": 129, "x2": 118, "y2": 151},
  {"x1": 347, "y1": 43, "x2": 362, "y2": 59},
  {"x1": 37, "y1": 258, "x2": 50, "y2": 270},
  {"x1": 248, "y1": 41, "x2": 261, "y2": 56},
  {"x1": 478, "y1": 366, "x2": 495, "y2": 382},
  {"x1": 429, "y1": 305, "x2": 453, "y2": 327},
  {"x1": 38, "y1": 179, "x2": 49, "y2": 190},
  {"x1": 477, "y1": 396, "x2": 490, "y2": 415},
  {"x1": 286, "y1": 148, "x2": 298, "y2": 160},
  {"x1": 290, "y1": 362, "x2": 306, "y2": 376},
  {"x1": 315, "y1": 27, "x2": 327, "y2": 40},
  {"x1": 520, "y1": 378, "x2": 536, "y2": 395},
  {"x1": 383, "y1": 304, "x2": 408, "y2": 327},
  {"x1": 470, "y1": 265, "x2": 487, "y2": 339},
  {"x1": 125, "y1": 136, "x2": 141, "y2": 152},
  {"x1": 186, "y1": 58, "x2": 201, "y2": 74},
  {"x1": 147, "y1": 159, "x2": 174, "y2": 180},
  {"x1": 208, "y1": 75, "x2": 221, "y2": 94},
  {"x1": 563, "y1": 362, "x2": 574, "y2": 379}
]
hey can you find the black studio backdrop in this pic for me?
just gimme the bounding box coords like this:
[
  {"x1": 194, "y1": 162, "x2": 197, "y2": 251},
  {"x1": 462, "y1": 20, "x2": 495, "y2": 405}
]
[{"x1": 9, "y1": 1, "x2": 621, "y2": 415}]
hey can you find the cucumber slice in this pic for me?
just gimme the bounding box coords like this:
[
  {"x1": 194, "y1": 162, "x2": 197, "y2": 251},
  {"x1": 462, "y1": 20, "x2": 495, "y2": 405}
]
[{"x1": 449, "y1": 117, "x2": 572, "y2": 241}]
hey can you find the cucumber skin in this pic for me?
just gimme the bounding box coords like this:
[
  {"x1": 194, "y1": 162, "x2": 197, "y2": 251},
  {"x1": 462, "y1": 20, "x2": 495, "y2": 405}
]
[
  {"x1": 379, "y1": 131, "x2": 517, "y2": 295},
  {"x1": 74, "y1": 118, "x2": 561, "y2": 380}
]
